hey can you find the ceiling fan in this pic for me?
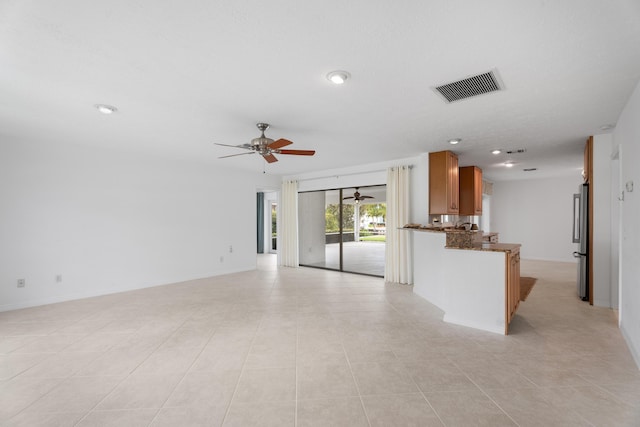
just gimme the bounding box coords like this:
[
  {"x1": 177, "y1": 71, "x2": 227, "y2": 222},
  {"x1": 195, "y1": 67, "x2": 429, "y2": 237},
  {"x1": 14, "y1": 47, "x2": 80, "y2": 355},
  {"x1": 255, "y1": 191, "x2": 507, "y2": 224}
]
[
  {"x1": 215, "y1": 123, "x2": 316, "y2": 163},
  {"x1": 343, "y1": 188, "x2": 374, "y2": 204}
]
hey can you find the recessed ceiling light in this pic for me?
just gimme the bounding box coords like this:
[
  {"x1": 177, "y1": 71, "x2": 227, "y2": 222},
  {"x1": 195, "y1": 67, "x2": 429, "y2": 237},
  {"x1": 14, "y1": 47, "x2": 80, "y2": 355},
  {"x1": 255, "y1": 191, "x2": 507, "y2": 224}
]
[
  {"x1": 504, "y1": 161, "x2": 515, "y2": 168},
  {"x1": 326, "y1": 70, "x2": 350, "y2": 85},
  {"x1": 448, "y1": 138, "x2": 461, "y2": 145},
  {"x1": 599, "y1": 123, "x2": 616, "y2": 130},
  {"x1": 95, "y1": 104, "x2": 117, "y2": 114},
  {"x1": 491, "y1": 149, "x2": 502, "y2": 155}
]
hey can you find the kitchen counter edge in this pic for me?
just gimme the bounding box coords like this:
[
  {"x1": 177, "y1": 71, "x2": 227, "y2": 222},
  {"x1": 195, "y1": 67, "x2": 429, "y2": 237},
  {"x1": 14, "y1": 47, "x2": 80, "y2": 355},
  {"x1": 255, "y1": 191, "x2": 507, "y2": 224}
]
[{"x1": 400, "y1": 228, "x2": 520, "y2": 253}]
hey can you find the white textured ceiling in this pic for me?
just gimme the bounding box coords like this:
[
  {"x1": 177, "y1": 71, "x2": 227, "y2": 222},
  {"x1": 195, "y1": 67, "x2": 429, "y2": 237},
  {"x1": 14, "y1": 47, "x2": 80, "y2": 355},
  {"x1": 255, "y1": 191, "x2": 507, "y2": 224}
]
[{"x1": 1, "y1": 1, "x2": 640, "y2": 181}]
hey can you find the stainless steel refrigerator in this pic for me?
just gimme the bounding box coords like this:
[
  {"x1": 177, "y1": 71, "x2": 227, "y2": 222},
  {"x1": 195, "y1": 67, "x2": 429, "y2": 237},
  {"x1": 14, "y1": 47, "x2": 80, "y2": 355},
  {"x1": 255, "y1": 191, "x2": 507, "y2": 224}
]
[{"x1": 573, "y1": 183, "x2": 589, "y2": 301}]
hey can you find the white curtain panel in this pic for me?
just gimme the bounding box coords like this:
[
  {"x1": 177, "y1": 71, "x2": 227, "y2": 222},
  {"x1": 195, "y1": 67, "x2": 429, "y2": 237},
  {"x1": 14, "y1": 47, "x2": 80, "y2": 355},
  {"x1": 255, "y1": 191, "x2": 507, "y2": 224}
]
[
  {"x1": 279, "y1": 180, "x2": 299, "y2": 267},
  {"x1": 385, "y1": 166, "x2": 413, "y2": 284}
]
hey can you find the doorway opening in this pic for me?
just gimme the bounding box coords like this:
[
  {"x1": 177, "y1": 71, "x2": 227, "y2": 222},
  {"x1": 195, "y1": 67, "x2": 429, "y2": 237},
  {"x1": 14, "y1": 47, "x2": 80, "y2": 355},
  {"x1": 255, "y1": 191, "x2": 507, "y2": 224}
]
[{"x1": 257, "y1": 191, "x2": 278, "y2": 255}]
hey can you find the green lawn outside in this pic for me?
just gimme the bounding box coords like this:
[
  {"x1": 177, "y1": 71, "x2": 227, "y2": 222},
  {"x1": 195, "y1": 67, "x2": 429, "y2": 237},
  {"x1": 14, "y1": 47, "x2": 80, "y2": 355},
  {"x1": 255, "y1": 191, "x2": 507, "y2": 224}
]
[{"x1": 359, "y1": 235, "x2": 386, "y2": 242}]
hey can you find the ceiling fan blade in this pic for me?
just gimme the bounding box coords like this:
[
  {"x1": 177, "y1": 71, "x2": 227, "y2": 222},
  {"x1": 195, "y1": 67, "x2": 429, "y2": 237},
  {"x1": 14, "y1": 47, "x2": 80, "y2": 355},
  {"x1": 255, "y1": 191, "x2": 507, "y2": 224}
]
[
  {"x1": 268, "y1": 138, "x2": 293, "y2": 149},
  {"x1": 215, "y1": 143, "x2": 253, "y2": 150},
  {"x1": 218, "y1": 152, "x2": 256, "y2": 159},
  {"x1": 262, "y1": 153, "x2": 278, "y2": 163},
  {"x1": 343, "y1": 196, "x2": 355, "y2": 200},
  {"x1": 278, "y1": 149, "x2": 316, "y2": 156},
  {"x1": 360, "y1": 196, "x2": 375, "y2": 199}
]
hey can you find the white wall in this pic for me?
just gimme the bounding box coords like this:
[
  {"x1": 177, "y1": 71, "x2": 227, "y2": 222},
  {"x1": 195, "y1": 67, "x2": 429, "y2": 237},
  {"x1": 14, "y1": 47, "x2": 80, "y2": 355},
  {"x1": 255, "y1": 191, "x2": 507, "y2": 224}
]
[
  {"x1": 610, "y1": 151, "x2": 620, "y2": 310},
  {"x1": 0, "y1": 139, "x2": 276, "y2": 312},
  {"x1": 614, "y1": 80, "x2": 640, "y2": 368},
  {"x1": 593, "y1": 134, "x2": 613, "y2": 307},
  {"x1": 491, "y1": 175, "x2": 583, "y2": 262}
]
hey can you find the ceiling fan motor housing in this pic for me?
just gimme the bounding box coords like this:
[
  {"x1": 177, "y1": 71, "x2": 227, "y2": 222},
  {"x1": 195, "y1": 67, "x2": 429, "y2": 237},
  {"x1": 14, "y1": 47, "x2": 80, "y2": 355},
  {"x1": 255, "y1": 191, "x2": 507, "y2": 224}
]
[
  {"x1": 252, "y1": 123, "x2": 274, "y2": 150},
  {"x1": 251, "y1": 136, "x2": 274, "y2": 148}
]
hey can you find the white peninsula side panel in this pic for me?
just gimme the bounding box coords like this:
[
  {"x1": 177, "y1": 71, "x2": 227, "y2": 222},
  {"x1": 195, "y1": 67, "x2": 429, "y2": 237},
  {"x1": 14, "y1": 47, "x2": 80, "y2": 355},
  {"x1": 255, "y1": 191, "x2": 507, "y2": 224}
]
[
  {"x1": 412, "y1": 231, "x2": 448, "y2": 308},
  {"x1": 412, "y1": 231, "x2": 507, "y2": 334}
]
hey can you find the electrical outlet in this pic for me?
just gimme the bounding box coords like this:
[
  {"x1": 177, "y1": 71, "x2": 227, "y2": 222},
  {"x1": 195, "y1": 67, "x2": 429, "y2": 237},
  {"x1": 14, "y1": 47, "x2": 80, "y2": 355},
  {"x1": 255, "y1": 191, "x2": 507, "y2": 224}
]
[
  {"x1": 56, "y1": 274, "x2": 62, "y2": 283},
  {"x1": 17, "y1": 279, "x2": 25, "y2": 288},
  {"x1": 219, "y1": 256, "x2": 224, "y2": 263},
  {"x1": 229, "y1": 245, "x2": 233, "y2": 253}
]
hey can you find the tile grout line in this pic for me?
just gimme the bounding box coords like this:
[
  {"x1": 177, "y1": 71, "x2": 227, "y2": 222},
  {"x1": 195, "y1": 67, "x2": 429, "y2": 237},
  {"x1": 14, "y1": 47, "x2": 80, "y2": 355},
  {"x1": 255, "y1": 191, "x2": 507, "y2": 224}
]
[
  {"x1": 146, "y1": 313, "x2": 221, "y2": 426},
  {"x1": 2, "y1": 311, "x2": 131, "y2": 421},
  {"x1": 335, "y1": 309, "x2": 373, "y2": 427},
  {"x1": 70, "y1": 316, "x2": 191, "y2": 427},
  {"x1": 576, "y1": 369, "x2": 638, "y2": 408},
  {"x1": 3, "y1": 312, "x2": 107, "y2": 382},
  {"x1": 386, "y1": 299, "x2": 450, "y2": 427},
  {"x1": 446, "y1": 355, "x2": 522, "y2": 427},
  {"x1": 271, "y1": 267, "x2": 299, "y2": 427},
  {"x1": 562, "y1": 379, "x2": 630, "y2": 427},
  {"x1": 219, "y1": 289, "x2": 269, "y2": 425}
]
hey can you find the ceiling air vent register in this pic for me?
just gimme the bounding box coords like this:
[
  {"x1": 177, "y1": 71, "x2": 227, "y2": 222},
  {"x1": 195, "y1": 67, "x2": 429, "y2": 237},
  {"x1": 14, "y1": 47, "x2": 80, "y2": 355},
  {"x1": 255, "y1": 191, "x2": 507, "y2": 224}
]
[
  {"x1": 505, "y1": 148, "x2": 527, "y2": 154},
  {"x1": 433, "y1": 70, "x2": 503, "y2": 103}
]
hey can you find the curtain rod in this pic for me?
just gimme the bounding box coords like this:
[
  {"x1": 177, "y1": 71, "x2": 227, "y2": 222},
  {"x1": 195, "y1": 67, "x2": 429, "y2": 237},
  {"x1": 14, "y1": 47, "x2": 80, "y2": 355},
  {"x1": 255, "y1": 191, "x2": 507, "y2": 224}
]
[{"x1": 296, "y1": 165, "x2": 413, "y2": 183}]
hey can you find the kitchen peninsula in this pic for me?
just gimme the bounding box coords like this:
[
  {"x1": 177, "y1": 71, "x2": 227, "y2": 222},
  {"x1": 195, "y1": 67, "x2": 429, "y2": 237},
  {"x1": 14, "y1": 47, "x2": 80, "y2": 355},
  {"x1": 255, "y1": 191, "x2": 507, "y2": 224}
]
[{"x1": 404, "y1": 227, "x2": 521, "y2": 335}]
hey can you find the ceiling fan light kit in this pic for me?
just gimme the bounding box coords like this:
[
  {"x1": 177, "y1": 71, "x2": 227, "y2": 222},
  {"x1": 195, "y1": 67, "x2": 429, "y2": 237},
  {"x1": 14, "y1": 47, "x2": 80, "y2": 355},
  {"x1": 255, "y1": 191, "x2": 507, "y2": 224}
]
[
  {"x1": 343, "y1": 187, "x2": 374, "y2": 204},
  {"x1": 216, "y1": 123, "x2": 316, "y2": 164}
]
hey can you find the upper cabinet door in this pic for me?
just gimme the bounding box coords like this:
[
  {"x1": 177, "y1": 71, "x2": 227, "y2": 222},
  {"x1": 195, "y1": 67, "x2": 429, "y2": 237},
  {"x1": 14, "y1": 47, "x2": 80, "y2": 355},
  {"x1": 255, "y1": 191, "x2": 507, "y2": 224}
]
[
  {"x1": 448, "y1": 152, "x2": 459, "y2": 212},
  {"x1": 429, "y1": 150, "x2": 459, "y2": 215},
  {"x1": 459, "y1": 166, "x2": 483, "y2": 216}
]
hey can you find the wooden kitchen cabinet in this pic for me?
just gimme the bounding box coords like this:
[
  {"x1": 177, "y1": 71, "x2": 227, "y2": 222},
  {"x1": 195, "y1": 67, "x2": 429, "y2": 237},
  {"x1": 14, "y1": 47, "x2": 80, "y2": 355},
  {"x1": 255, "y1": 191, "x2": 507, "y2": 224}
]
[
  {"x1": 459, "y1": 166, "x2": 483, "y2": 216},
  {"x1": 505, "y1": 247, "x2": 520, "y2": 334},
  {"x1": 429, "y1": 150, "x2": 459, "y2": 214}
]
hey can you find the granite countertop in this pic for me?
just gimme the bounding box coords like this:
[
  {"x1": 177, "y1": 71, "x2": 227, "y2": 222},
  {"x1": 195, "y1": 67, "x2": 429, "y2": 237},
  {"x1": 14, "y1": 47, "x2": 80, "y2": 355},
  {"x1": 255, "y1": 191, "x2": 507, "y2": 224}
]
[
  {"x1": 401, "y1": 227, "x2": 479, "y2": 233},
  {"x1": 446, "y1": 242, "x2": 521, "y2": 253},
  {"x1": 402, "y1": 227, "x2": 520, "y2": 253}
]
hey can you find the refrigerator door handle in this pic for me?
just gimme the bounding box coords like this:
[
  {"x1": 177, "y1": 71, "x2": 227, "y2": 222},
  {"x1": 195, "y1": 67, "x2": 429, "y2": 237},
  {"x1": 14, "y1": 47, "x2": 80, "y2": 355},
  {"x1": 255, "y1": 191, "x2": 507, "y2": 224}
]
[
  {"x1": 572, "y1": 193, "x2": 581, "y2": 243},
  {"x1": 573, "y1": 251, "x2": 587, "y2": 257}
]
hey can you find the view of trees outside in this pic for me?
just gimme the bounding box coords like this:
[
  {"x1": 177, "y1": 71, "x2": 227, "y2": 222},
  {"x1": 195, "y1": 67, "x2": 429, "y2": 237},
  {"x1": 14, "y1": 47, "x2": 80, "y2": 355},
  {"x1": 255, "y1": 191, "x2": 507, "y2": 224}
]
[
  {"x1": 325, "y1": 204, "x2": 354, "y2": 233},
  {"x1": 325, "y1": 203, "x2": 386, "y2": 241},
  {"x1": 271, "y1": 203, "x2": 277, "y2": 250},
  {"x1": 271, "y1": 204, "x2": 277, "y2": 236}
]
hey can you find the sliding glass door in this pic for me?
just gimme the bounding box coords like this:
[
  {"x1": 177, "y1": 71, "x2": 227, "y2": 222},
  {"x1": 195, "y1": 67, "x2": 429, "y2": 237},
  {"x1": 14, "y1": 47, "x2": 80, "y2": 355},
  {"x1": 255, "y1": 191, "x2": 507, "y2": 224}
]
[{"x1": 299, "y1": 185, "x2": 386, "y2": 277}]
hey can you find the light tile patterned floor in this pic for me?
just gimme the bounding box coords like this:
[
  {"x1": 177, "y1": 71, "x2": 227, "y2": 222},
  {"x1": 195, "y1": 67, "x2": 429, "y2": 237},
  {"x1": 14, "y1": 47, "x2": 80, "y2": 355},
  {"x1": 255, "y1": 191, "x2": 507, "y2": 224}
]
[{"x1": 0, "y1": 256, "x2": 638, "y2": 426}]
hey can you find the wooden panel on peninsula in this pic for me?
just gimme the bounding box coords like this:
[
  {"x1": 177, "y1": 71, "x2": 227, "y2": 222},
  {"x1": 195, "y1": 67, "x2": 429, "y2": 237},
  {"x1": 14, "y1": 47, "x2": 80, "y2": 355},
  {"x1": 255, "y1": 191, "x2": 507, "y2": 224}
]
[{"x1": 506, "y1": 247, "x2": 521, "y2": 332}]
